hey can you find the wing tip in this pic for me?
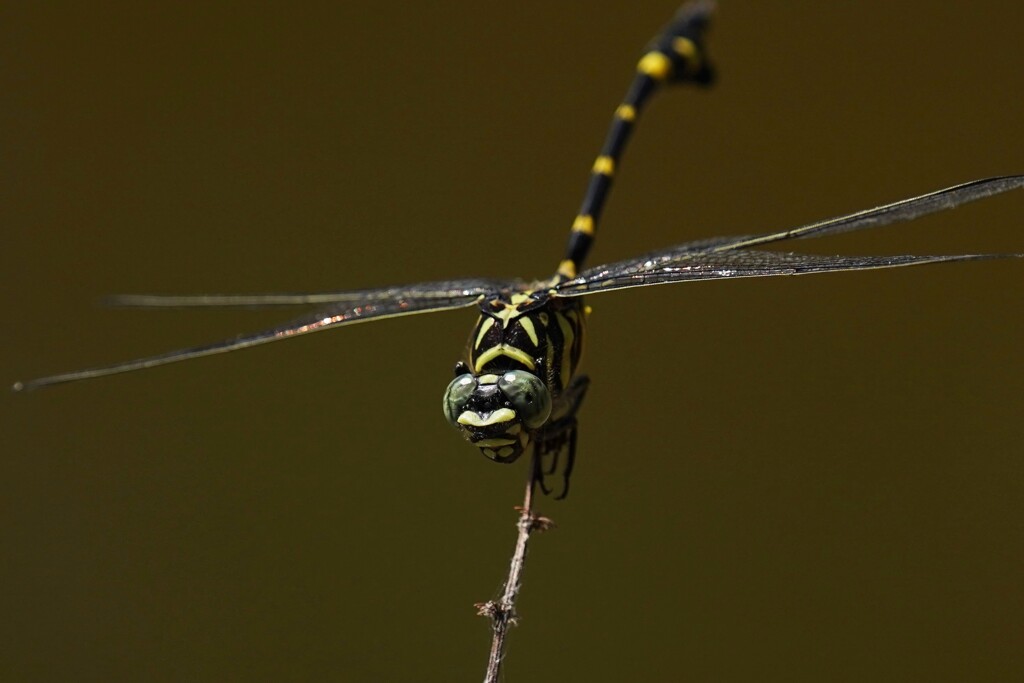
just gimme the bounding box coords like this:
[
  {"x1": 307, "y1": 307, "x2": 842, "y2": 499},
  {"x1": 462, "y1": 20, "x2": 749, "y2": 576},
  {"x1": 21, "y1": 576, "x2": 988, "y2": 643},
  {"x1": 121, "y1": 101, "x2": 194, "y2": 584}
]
[{"x1": 11, "y1": 377, "x2": 54, "y2": 393}]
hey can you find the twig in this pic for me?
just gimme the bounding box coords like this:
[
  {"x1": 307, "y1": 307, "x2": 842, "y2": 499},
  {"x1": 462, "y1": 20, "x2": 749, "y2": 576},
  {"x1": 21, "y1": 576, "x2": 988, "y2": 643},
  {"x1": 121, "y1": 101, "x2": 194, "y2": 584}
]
[{"x1": 477, "y1": 454, "x2": 553, "y2": 683}]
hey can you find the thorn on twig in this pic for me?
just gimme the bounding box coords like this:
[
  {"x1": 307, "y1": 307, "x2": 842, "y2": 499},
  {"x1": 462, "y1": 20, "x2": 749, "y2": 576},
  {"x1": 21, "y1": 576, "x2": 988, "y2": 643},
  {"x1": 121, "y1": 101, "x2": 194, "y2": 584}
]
[
  {"x1": 532, "y1": 515, "x2": 555, "y2": 532},
  {"x1": 475, "y1": 600, "x2": 518, "y2": 627},
  {"x1": 513, "y1": 506, "x2": 556, "y2": 532}
]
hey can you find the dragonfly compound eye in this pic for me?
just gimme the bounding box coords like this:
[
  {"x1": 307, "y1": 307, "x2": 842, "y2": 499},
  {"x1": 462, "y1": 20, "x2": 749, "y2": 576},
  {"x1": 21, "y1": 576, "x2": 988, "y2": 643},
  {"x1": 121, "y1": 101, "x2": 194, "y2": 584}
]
[
  {"x1": 442, "y1": 373, "x2": 477, "y2": 426},
  {"x1": 498, "y1": 370, "x2": 552, "y2": 430}
]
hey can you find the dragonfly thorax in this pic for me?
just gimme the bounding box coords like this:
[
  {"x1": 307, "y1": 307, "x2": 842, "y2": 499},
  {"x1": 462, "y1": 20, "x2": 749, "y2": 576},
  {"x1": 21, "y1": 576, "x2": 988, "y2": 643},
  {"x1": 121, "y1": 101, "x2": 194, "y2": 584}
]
[{"x1": 470, "y1": 292, "x2": 585, "y2": 392}]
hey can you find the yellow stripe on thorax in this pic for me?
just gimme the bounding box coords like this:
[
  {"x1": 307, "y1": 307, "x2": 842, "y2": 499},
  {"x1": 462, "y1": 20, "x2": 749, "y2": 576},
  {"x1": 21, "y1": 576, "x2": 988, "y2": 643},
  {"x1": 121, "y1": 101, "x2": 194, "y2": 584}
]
[
  {"x1": 555, "y1": 311, "x2": 576, "y2": 389},
  {"x1": 518, "y1": 316, "x2": 539, "y2": 346},
  {"x1": 474, "y1": 343, "x2": 536, "y2": 373},
  {"x1": 474, "y1": 316, "x2": 495, "y2": 349}
]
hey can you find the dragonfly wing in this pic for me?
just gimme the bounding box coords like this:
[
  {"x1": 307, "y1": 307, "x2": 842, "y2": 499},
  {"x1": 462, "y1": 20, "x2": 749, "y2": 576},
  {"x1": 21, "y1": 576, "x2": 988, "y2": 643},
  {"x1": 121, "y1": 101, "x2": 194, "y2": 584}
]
[
  {"x1": 106, "y1": 278, "x2": 518, "y2": 308},
  {"x1": 572, "y1": 176, "x2": 1024, "y2": 276},
  {"x1": 13, "y1": 285, "x2": 505, "y2": 391},
  {"x1": 554, "y1": 250, "x2": 1020, "y2": 296},
  {"x1": 710, "y1": 175, "x2": 1024, "y2": 252},
  {"x1": 554, "y1": 175, "x2": 1024, "y2": 296}
]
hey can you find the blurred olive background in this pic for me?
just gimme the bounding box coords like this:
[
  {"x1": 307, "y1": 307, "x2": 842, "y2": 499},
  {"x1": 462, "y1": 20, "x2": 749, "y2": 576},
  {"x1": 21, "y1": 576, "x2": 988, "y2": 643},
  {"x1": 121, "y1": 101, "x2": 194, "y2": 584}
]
[{"x1": 2, "y1": 2, "x2": 1023, "y2": 681}]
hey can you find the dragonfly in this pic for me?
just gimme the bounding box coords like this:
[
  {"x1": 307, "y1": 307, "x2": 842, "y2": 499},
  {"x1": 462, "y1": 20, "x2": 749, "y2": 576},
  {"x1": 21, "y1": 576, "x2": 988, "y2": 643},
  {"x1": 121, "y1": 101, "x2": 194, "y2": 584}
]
[{"x1": 13, "y1": 2, "x2": 1023, "y2": 499}]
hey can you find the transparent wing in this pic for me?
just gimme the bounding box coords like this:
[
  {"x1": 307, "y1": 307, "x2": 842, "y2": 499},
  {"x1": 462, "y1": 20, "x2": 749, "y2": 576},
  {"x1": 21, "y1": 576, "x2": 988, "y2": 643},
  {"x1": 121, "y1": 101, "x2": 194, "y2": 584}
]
[
  {"x1": 554, "y1": 176, "x2": 1023, "y2": 296},
  {"x1": 709, "y1": 175, "x2": 1024, "y2": 252},
  {"x1": 106, "y1": 279, "x2": 517, "y2": 308},
  {"x1": 553, "y1": 251, "x2": 1018, "y2": 296},
  {"x1": 13, "y1": 279, "x2": 517, "y2": 391}
]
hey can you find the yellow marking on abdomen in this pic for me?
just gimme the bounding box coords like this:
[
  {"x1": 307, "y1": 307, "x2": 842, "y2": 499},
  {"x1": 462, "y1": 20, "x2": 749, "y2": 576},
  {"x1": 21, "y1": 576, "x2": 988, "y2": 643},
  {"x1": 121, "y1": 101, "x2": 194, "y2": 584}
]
[
  {"x1": 637, "y1": 51, "x2": 672, "y2": 80},
  {"x1": 474, "y1": 316, "x2": 495, "y2": 349},
  {"x1": 557, "y1": 259, "x2": 577, "y2": 279},
  {"x1": 672, "y1": 37, "x2": 698, "y2": 64},
  {"x1": 592, "y1": 155, "x2": 615, "y2": 176},
  {"x1": 571, "y1": 214, "x2": 594, "y2": 235},
  {"x1": 474, "y1": 343, "x2": 536, "y2": 373},
  {"x1": 615, "y1": 104, "x2": 636, "y2": 121},
  {"x1": 518, "y1": 316, "x2": 539, "y2": 346}
]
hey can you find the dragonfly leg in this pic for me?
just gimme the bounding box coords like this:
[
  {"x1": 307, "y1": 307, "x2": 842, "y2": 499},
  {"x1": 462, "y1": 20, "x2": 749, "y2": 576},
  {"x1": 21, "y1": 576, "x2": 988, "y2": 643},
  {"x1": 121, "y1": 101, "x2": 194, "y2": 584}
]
[{"x1": 535, "y1": 375, "x2": 590, "y2": 499}]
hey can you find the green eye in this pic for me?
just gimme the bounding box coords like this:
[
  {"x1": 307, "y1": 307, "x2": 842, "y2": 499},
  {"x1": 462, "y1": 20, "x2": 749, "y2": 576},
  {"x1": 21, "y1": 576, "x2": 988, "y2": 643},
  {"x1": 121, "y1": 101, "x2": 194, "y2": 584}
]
[
  {"x1": 443, "y1": 374, "x2": 476, "y2": 425},
  {"x1": 498, "y1": 371, "x2": 551, "y2": 429}
]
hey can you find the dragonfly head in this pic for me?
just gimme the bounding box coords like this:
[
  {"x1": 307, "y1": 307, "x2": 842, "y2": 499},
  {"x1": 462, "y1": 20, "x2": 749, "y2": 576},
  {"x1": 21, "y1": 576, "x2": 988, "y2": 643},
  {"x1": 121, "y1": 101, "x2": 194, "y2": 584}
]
[{"x1": 442, "y1": 367, "x2": 552, "y2": 463}]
